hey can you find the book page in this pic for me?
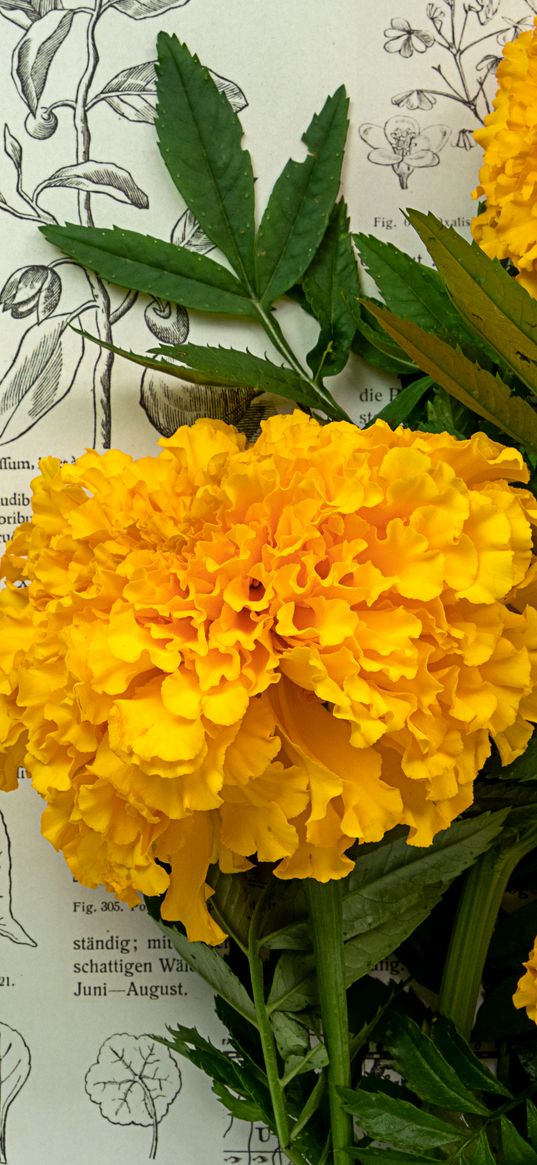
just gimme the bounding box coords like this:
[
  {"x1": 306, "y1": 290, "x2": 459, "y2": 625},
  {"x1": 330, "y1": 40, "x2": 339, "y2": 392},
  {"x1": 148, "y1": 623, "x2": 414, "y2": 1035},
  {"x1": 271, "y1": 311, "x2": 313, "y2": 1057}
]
[{"x1": 0, "y1": 1, "x2": 527, "y2": 1160}]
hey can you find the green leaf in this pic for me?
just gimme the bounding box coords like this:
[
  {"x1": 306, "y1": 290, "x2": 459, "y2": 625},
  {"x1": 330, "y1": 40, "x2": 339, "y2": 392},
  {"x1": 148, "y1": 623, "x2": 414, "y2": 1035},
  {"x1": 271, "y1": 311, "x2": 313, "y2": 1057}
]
[
  {"x1": 162, "y1": 1021, "x2": 272, "y2": 1128},
  {"x1": 302, "y1": 198, "x2": 360, "y2": 378},
  {"x1": 155, "y1": 34, "x2": 255, "y2": 286},
  {"x1": 431, "y1": 1016, "x2": 510, "y2": 1097},
  {"x1": 354, "y1": 1152, "x2": 445, "y2": 1165},
  {"x1": 487, "y1": 899, "x2": 537, "y2": 984},
  {"x1": 151, "y1": 919, "x2": 257, "y2": 1026},
  {"x1": 343, "y1": 889, "x2": 443, "y2": 987},
  {"x1": 353, "y1": 231, "x2": 484, "y2": 351},
  {"x1": 527, "y1": 1100, "x2": 537, "y2": 1151},
  {"x1": 487, "y1": 730, "x2": 537, "y2": 783},
  {"x1": 463, "y1": 1130, "x2": 497, "y2": 1165},
  {"x1": 379, "y1": 1013, "x2": 489, "y2": 1115},
  {"x1": 367, "y1": 303, "x2": 537, "y2": 456},
  {"x1": 206, "y1": 868, "x2": 263, "y2": 952},
  {"x1": 500, "y1": 1117, "x2": 537, "y2": 1164},
  {"x1": 371, "y1": 377, "x2": 432, "y2": 427},
  {"x1": 256, "y1": 86, "x2": 349, "y2": 304},
  {"x1": 339, "y1": 1088, "x2": 462, "y2": 1152},
  {"x1": 407, "y1": 209, "x2": 537, "y2": 399},
  {"x1": 267, "y1": 952, "x2": 317, "y2": 1014},
  {"x1": 151, "y1": 341, "x2": 325, "y2": 410},
  {"x1": 353, "y1": 306, "x2": 419, "y2": 375},
  {"x1": 40, "y1": 223, "x2": 256, "y2": 316}
]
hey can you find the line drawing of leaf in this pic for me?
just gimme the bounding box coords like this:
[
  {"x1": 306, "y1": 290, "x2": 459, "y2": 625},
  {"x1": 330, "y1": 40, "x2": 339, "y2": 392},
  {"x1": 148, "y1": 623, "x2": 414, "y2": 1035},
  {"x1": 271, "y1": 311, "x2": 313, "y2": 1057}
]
[
  {"x1": 12, "y1": 9, "x2": 74, "y2": 115},
  {"x1": 35, "y1": 161, "x2": 149, "y2": 208},
  {"x1": 0, "y1": 1023, "x2": 31, "y2": 1165},
  {"x1": 0, "y1": 313, "x2": 85, "y2": 444},
  {"x1": 85, "y1": 1033, "x2": 182, "y2": 1160},
  {"x1": 0, "y1": 810, "x2": 36, "y2": 947},
  {"x1": 3, "y1": 125, "x2": 22, "y2": 174},
  {"x1": 171, "y1": 208, "x2": 215, "y2": 255},
  {"x1": 108, "y1": 0, "x2": 190, "y2": 18},
  {"x1": 94, "y1": 59, "x2": 247, "y2": 124},
  {"x1": 140, "y1": 369, "x2": 281, "y2": 439}
]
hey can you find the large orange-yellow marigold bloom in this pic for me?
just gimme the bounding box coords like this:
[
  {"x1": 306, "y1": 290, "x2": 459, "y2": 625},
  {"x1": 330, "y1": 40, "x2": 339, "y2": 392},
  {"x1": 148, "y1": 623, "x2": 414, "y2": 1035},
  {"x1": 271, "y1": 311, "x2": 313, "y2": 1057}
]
[
  {"x1": 472, "y1": 19, "x2": 537, "y2": 295},
  {"x1": 1, "y1": 412, "x2": 537, "y2": 943},
  {"x1": 513, "y1": 937, "x2": 537, "y2": 1023}
]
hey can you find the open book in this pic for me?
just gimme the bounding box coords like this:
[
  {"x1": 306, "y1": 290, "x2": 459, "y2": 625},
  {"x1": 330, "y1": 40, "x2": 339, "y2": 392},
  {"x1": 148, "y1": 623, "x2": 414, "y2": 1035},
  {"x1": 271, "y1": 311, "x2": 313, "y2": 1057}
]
[{"x1": 0, "y1": 1, "x2": 528, "y2": 1160}]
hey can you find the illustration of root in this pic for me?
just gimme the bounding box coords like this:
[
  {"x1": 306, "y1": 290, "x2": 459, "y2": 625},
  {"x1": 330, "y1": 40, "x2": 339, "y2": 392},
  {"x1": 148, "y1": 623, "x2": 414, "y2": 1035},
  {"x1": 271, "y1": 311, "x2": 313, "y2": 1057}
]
[{"x1": 0, "y1": 812, "x2": 36, "y2": 947}]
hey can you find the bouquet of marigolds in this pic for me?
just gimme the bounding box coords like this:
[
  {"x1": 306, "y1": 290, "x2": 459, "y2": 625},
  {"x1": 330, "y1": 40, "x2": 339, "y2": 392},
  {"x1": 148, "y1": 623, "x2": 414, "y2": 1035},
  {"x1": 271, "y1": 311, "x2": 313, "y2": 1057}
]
[{"x1": 2, "y1": 24, "x2": 537, "y2": 1165}]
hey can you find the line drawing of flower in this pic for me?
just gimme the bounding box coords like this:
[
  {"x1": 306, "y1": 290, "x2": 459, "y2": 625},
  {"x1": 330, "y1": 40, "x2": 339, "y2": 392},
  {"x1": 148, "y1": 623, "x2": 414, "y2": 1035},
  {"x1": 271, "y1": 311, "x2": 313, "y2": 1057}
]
[
  {"x1": 384, "y1": 17, "x2": 435, "y2": 57},
  {"x1": 359, "y1": 115, "x2": 450, "y2": 189},
  {"x1": 392, "y1": 89, "x2": 437, "y2": 110}
]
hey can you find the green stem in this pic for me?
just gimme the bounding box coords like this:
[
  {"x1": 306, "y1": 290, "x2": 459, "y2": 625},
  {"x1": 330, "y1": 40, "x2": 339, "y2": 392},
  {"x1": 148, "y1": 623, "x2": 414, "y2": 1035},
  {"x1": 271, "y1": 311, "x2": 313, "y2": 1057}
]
[
  {"x1": 253, "y1": 299, "x2": 351, "y2": 422},
  {"x1": 306, "y1": 880, "x2": 353, "y2": 1165},
  {"x1": 439, "y1": 836, "x2": 536, "y2": 1041},
  {"x1": 247, "y1": 898, "x2": 309, "y2": 1165}
]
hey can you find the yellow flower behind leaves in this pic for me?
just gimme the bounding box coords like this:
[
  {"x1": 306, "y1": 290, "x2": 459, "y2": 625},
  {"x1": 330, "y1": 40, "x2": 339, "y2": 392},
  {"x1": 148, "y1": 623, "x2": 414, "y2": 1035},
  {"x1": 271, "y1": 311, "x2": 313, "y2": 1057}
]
[
  {"x1": 513, "y1": 937, "x2": 537, "y2": 1023},
  {"x1": 472, "y1": 19, "x2": 537, "y2": 294},
  {"x1": 1, "y1": 412, "x2": 537, "y2": 943}
]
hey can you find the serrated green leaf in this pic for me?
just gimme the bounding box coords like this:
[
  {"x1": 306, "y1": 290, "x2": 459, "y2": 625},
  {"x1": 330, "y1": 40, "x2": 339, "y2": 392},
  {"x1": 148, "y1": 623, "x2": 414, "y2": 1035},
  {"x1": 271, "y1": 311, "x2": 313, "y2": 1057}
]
[
  {"x1": 162, "y1": 1020, "x2": 273, "y2": 1128},
  {"x1": 152, "y1": 341, "x2": 334, "y2": 412},
  {"x1": 339, "y1": 1087, "x2": 462, "y2": 1152},
  {"x1": 353, "y1": 231, "x2": 488, "y2": 355},
  {"x1": 353, "y1": 305, "x2": 419, "y2": 374},
  {"x1": 354, "y1": 1151, "x2": 445, "y2": 1165},
  {"x1": 431, "y1": 1016, "x2": 510, "y2": 1097},
  {"x1": 267, "y1": 952, "x2": 317, "y2": 1014},
  {"x1": 256, "y1": 87, "x2": 349, "y2": 304},
  {"x1": 151, "y1": 919, "x2": 257, "y2": 1026},
  {"x1": 527, "y1": 1100, "x2": 537, "y2": 1151},
  {"x1": 407, "y1": 209, "x2": 537, "y2": 398},
  {"x1": 463, "y1": 1130, "x2": 496, "y2": 1165},
  {"x1": 371, "y1": 377, "x2": 432, "y2": 427},
  {"x1": 156, "y1": 33, "x2": 255, "y2": 286},
  {"x1": 367, "y1": 303, "x2": 537, "y2": 455},
  {"x1": 40, "y1": 223, "x2": 255, "y2": 316},
  {"x1": 206, "y1": 868, "x2": 262, "y2": 953},
  {"x1": 379, "y1": 1013, "x2": 489, "y2": 1115},
  {"x1": 500, "y1": 1117, "x2": 537, "y2": 1164},
  {"x1": 343, "y1": 889, "x2": 443, "y2": 987},
  {"x1": 302, "y1": 198, "x2": 360, "y2": 378}
]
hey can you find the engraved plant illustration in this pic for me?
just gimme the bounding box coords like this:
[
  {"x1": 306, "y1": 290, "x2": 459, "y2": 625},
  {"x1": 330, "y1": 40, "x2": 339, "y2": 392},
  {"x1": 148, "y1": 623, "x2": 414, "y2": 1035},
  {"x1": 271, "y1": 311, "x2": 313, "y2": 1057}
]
[
  {"x1": 0, "y1": 0, "x2": 251, "y2": 450},
  {"x1": 359, "y1": 0, "x2": 537, "y2": 187},
  {"x1": 85, "y1": 1033, "x2": 182, "y2": 1160}
]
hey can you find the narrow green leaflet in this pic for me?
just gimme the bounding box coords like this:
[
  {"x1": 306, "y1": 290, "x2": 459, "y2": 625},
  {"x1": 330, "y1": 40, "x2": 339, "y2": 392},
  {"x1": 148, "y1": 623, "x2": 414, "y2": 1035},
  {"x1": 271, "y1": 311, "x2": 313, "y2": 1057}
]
[
  {"x1": 162, "y1": 1022, "x2": 273, "y2": 1128},
  {"x1": 407, "y1": 209, "x2": 537, "y2": 397},
  {"x1": 372, "y1": 377, "x2": 432, "y2": 427},
  {"x1": 353, "y1": 230, "x2": 485, "y2": 351},
  {"x1": 151, "y1": 341, "x2": 338, "y2": 413},
  {"x1": 500, "y1": 1117, "x2": 537, "y2": 1164},
  {"x1": 153, "y1": 920, "x2": 257, "y2": 1026},
  {"x1": 343, "y1": 888, "x2": 444, "y2": 987},
  {"x1": 353, "y1": 308, "x2": 419, "y2": 375},
  {"x1": 463, "y1": 1130, "x2": 496, "y2": 1165},
  {"x1": 267, "y1": 952, "x2": 317, "y2": 1014},
  {"x1": 156, "y1": 34, "x2": 256, "y2": 287},
  {"x1": 256, "y1": 87, "x2": 349, "y2": 304},
  {"x1": 40, "y1": 224, "x2": 256, "y2": 316},
  {"x1": 431, "y1": 1016, "x2": 510, "y2": 1097},
  {"x1": 302, "y1": 198, "x2": 360, "y2": 378},
  {"x1": 527, "y1": 1100, "x2": 537, "y2": 1151},
  {"x1": 367, "y1": 303, "x2": 537, "y2": 456},
  {"x1": 339, "y1": 1088, "x2": 463, "y2": 1153},
  {"x1": 379, "y1": 1013, "x2": 489, "y2": 1116}
]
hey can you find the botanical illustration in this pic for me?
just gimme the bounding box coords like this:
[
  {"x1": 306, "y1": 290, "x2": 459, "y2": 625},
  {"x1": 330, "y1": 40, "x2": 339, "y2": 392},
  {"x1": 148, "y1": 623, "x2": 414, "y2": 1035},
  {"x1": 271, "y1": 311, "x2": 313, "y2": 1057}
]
[
  {"x1": 359, "y1": 0, "x2": 537, "y2": 187},
  {"x1": 0, "y1": 0, "x2": 252, "y2": 450},
  {"x1": 85, "y1": 1032, "x2": 182, "y2": 1159},
  {"x1": 0, "y1": 810, "x2": 36, "y2": 947},
  {"x1": 0, "y1": 1023, "x2": 31, "y2": 1164}
]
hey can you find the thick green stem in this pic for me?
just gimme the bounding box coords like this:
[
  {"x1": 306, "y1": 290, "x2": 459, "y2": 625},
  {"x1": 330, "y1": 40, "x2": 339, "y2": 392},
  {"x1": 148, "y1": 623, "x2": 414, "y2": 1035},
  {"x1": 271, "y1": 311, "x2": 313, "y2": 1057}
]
[
  {"x1": 439, "y1": 837, "x2": 536, "y2": 1041},
  {"x1": 306, "y1": 880, "x2": 353, "y2": 1165}
]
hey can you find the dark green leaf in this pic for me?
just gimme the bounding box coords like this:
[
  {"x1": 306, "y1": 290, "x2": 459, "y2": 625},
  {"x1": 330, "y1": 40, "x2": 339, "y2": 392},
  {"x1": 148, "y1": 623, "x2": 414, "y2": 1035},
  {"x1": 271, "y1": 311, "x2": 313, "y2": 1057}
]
[
  {"x1": 156, "y1": 34, "x2": 255, "y2": 286},
  {"x1": 500, "y1": 1117, "x2": 537, "y2": 1164},
  {"x1": 256, "y1": 87, "x2": 349, "y2": 304},
  {"x1": 487, "y1": 731, "x2": 537, "y2": 783},
  {"x1": 367, "y1": 304, "x2": 537, "y2": 456},
  {"x1": 343, "y1": 889, "x2": 443, "y2": 987},
  {"x1": 40, "y1": 223, "x2": 256, "y2": 316},
  {"x1": 152, "y1": 920, "x2": 257, "y2": 1025},
  {"x1": 379, "y1": 1013, "x2": 489, "y2": 1115},
  {"x1": 353, "y1": 231, "x2": 485, "y2": 353},
  {"x1": 475, "y1": 976, "x2": 534, "y2": 1041},
  {"x1": 302, "y1": 198, "x2": 360, "y2": 378},
  {"x1": 431, "y1": 1016, "x2": 510, "y2": 1097},
  {"x1": 339, "y1": 1088, "x2": 462, "y2": 1152},
  {"x1": 487, "y1": 900, "x2": 537, "y2": 985},
  {"x1": 372, "y1": 377, "x2": 432, "y2": 427},
  {"x1": 267, "y1": 952, "x2": 317, "y2": 1014},
  {"x1": 463, "y1": 1130, "x2": 497, "y2": 1165},
  {"x1": 424, "y1": 387, "x2": 472, "y2": 439},
  {"x1": 527, "y1": 1100, "x2": 537, "y2": 1151},
  {"x1": 162, "y1": 1020, "x2": 273, "y2": 1128},
  {"x1": 206, "y1": 868, "x2": 262, "y2": 952},
  {"x1": 407, "y1": 209, "x2": 537, "y2": 398},
  {"x1": 352, "y1": 316, "x2": 418, "y2": 375},
  {"x1": 151, "y1": 341, "x2": 327, "y2": 410},
  {"x1": 354, "y1": 1152, "x2": 445, "y2": 1165}
]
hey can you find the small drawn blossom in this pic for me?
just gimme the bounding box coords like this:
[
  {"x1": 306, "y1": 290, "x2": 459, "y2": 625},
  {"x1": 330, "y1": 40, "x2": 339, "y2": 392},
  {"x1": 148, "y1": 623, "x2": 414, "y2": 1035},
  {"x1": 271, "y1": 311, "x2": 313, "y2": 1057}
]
[
  {"x1": 426, "y1": 3, "x2": 445, "y2": 31},
  {"x1": 392, "y1": 89, "x2": 437, "y2": 111},
  {"x1": 0, "y1": 265, "x2": 61, "y2": 321},
  {"x1": 454, "y1": 128, "x2": 476, "y2": 149},
  {"x1": 496, "y1": 17, "x2": 534, "y2": 45},
  {"x1": 383, "y1": 18, "x2": 435, "y2": 58},
  {"x1": 476, "y1": 53, "x2": 502, "y2": 78},
  {"x1": 464, "y1": 0, "x2": 500, "y2": 23},
  {"x1": 359, "y1": 116, "x2": 450, "y2": 189}
]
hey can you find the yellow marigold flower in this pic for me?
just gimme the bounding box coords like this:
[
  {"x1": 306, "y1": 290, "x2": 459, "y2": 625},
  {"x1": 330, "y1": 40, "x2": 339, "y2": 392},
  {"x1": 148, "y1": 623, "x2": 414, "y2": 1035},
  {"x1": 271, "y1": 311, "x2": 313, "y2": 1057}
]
[
  {"x1": 513, "y1": 937, "x2": 537, "y2": 1023},
  {"x1": 1, "y1": 412, "x2": 537, "y2": 943},
  {"x1": 471, "y1": 19, "x2": 537, "y2": 294}
]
